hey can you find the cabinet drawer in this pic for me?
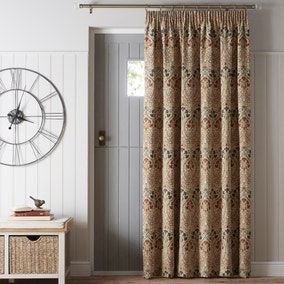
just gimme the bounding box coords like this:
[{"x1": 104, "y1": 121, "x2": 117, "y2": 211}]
[
  {"x1": 9, "y1": 235, "x2": 58, "y2": 274},
  {"x1": 0, "y1": 236, "x2": 4, "y2": 274}
]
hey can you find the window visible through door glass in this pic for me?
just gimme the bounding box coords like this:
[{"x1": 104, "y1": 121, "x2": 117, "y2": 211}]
[{"x1": 127, "y1": 60, "x2": 144, "y2": 97}]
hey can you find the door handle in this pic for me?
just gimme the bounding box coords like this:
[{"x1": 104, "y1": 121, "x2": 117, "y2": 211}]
[{"x1": 98, "y1": 130, "x2": 106, "y2": 146}]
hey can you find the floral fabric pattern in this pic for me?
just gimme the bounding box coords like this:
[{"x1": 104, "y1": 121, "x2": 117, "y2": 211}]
[{"x1": 143, "y1": 10, "x2": 251, "y2": 279}]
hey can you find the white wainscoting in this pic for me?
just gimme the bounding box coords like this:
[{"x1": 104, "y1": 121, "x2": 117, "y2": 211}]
[
  {"x1": 254, "y1": 52, "x2": 284, "y2": 264},
  {"x1": 0, "y1": 51, "x2": 89, "y2": 269}
]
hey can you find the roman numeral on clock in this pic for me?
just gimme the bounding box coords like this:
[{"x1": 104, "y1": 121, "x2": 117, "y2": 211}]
[
  {"x1": 40, "y1": 91, "x2": 58, "y2": 103},
  {"x1": 29, "y1": 140, "x2": 42, "y2": 159},
  {"x1": 29, "y1": 75, "x2": 40, "y2": 93},
  {"x1": 0, "y1": 141, "x2": 6, "y2": 154},
  {"x1": 11, "y1": 69, "x2": 22, "y2": 105},
  {"x1": 12, "y1": 144, "x2": 21, "y2": 165},
  {"x1": 39, "y1": 129, "x2": 59, "y2": 144},
  {"x1": 0, "y1": 78, "x2": 7, "y2": 94},
  {"x1": 10, "y1": 69, "x2": 22, "y2": 90},
  {"x1": 45, "y1": 112, "x2": 64, "y2": 120}
]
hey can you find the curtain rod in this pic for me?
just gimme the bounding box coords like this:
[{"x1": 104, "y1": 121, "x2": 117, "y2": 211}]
[{"x1": 79, "y1": 3, "x2": 257, "y2": 14}]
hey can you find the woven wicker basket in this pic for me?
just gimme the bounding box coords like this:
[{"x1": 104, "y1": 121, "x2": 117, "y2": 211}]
[
  {"x1": 9, "y1": 235, "x2": 58, "y2": 274},
  {"x1": 0, "y1": 236, "x2": 4, "y2": 274}
]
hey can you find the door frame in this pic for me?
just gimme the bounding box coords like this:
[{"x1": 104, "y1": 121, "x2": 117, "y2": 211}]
[{"x1": 88, "y1": 27, "x2": 144, "y2": 276}]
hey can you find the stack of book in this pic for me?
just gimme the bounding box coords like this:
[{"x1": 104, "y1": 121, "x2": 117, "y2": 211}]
[{"x1": 9, "y1": 207, "x2": 54, "y2": 221}]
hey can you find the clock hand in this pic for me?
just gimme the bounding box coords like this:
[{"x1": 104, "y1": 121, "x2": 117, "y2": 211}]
[
  {"x1": 8, "y1": 91, "x2": 25, "y2": 130},
  {"x1": 8, "y1": 114, "x2": 16, "y2": 130},
  {"x1": 14, "y1": 123, "x2": 18, "y2": 144},
  {"x1": 16, "y1": 90, "x2": 25, "y2": 112},
  {"x1": 21, "y1": 117, "x2": 34, "y2": 124}
]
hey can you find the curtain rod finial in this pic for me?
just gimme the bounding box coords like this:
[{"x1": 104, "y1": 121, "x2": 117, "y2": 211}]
[
  {"x1": 254, "y1": 3, "x2": 262, "y2": 10},
  {"x1": 73, "y1": 1, "x2": 80, "y2": 9}
]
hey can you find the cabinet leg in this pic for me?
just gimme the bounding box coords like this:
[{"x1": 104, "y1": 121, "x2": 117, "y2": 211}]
[
  {"x1": 58, "y1": 275, "x2": 65, "y2": 284},
  {"x1": 58, "y1": 232, "x2": 65, "y2": 284}
]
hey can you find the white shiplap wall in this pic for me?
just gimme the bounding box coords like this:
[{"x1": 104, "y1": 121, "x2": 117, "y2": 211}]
[
  {"x1": 254, "y1": 52, "x2": 284, "y2": 263},
  {"x1": 0, "y1": 52, "x2": 89, "y2": 268}
]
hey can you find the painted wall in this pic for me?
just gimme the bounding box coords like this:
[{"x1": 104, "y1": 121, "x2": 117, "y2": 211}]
[
  {"x1": 0, "y1": 0, "x2": 283, "y2": 52},
  {"x1": 0, "y1": 0, "x2": 283, "y2": 276}
]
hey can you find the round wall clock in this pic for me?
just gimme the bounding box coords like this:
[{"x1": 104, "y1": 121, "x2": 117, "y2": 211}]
[{"x1": 0, "y1": 68, "x2": 66, "y2": 166}]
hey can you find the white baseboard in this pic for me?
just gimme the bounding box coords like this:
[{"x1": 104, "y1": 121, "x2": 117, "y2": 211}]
[
  {"x1": 70, "y1": 261, "x2": 91, "y2": 277},
  {"x1": 71, "y1": 261, "x2": 284, "y2": 277},
  {"x1": 251, "y1": 262, "x2": 284, "y2": 277}
]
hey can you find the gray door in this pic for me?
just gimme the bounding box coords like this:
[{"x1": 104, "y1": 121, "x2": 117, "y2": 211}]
[{"x1": 94, "y1": 34, "x2": 144, "y2": 271}]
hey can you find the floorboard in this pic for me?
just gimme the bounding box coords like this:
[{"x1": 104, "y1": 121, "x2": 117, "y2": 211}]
[{"x1": 0, "y1": 277, "x2": 284, "y2": 284}]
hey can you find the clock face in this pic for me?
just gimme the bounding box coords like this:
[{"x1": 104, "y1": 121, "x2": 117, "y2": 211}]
[{"x1": 0, "y1": 68, "x2": 66, "y2": 166}]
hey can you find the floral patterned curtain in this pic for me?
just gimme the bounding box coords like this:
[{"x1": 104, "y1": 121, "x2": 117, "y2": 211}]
[{"x1": 143, "y1": 10, "x2": 251, "y2": 279}]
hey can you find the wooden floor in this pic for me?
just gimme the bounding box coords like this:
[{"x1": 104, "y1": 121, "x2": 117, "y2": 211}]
[{"x1": 1, "y1": 277, "x2": 284, "y2": 284}]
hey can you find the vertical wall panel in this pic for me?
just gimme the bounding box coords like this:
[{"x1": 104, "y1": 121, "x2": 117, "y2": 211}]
[
  {"x1": 118, "y1": 42, "x2": 129, "y2": 148},
  {"x1": 118, "y1": 148, "x2": 129, "y2": 270},
  {"x1": 13, "y1": 53, "x2": 27, "y2": 207},
  {"x1": 37, "y1": 54, "x2": 52, "y2": 210},
  {"x1": 109, "y1": 43, "x2": 119, "y2": 147},
  {"x1": 254, "y1": 54, "x2": 268, "y2": 261},
  {"x1": 75, "y1": 52, "x2": 89, "y2": 261},
  {"x1": 266, "y1": 55, "x2": 279, "y2": 261},
  {"x1": 129, "y1": 148, "x2": 141, "y2": 270},
  {"x1": 278, "y1": 55, "x2": 284, "y2": 260},
  {"x1": 50, "y1": 53, "x2": 64, "y2": 217},
  {"x1": 0, "y1": 51, "x2": 89, "y2": 265},
  {"x1": 254, "y1": 52, "x2": 284, "y2": 262},
  {"x1": 94, "y1": 148, "x2": 108, "y2": 270},
  {"x1": 62, "y1": 53, "x2": 76, "y2": 261},
  {"x1": 108, "y1": 148, "x2": 119, "y2": 270},
  {"x1": 24, "y1": 53, "x2": 40, "y2": 208}
]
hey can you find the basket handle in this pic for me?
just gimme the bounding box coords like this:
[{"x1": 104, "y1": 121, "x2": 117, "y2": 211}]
[{"x1": 26, "y1": 235, "x2": 41, "y2": 242}]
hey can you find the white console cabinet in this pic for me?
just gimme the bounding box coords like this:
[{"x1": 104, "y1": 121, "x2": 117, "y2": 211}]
[{"x1": 0, "y1": 217, "x2": 72, "y2": 284}]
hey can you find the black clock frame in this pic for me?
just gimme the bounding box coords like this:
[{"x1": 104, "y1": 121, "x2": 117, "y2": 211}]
[{"x1": 0, "y1": 67, "x2": 66, "y2": 167}]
